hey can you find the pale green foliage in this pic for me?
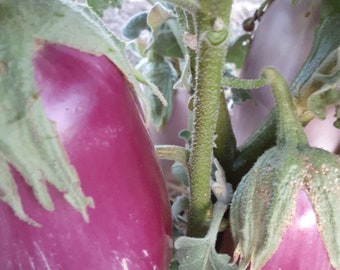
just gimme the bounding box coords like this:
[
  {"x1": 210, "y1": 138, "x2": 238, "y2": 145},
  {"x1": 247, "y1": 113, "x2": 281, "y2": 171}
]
[
  {"x1": 306, "y1": 47, "x2": 340, "y2": 121},
  {"x1": 175, "y1": 232, "x2": 235, "y2": 270},
  {"x1": 291, "y1": 14, "x2": 340, "y2": 125},
  {"x1": 138, "y1": 55, "x2": 177, "y2": 129}
]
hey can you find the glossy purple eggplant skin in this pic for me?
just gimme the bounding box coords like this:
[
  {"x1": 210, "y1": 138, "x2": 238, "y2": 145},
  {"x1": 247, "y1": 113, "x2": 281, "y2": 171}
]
[
  {"x1": 262, "y1": 190, "x2": 335, "y2": 270},
  {"x1": 0, "y1": 44, "x2": 172, "y2": 269}
]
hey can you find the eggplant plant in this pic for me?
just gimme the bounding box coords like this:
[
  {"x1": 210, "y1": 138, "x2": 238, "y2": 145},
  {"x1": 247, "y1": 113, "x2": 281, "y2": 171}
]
[
  {"x1": 230, "y1": 67, "x2": 340, "y2": 269},
  {"x1": 0, "y1": 0, "x2": 339, "y2": 269}
]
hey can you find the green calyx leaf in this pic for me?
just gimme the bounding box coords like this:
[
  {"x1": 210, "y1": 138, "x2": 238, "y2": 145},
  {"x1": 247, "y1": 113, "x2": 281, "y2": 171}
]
[
  {"x1": 302, "y1": 148, "x2": 340, "y2": 269},
  {"x1": 0, "y1": 157, "x2": 40, "y2": 227},
  {"x1": 231, "y1": 147, "x2": 302, "y2": 269},
  {"x1": 0, "y1": 0, "x2": 141, "y2": 224}
]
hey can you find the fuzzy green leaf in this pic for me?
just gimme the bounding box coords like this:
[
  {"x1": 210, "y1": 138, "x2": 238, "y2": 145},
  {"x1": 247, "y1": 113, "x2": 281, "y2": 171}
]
[
  {"x1": 292, "y1": 14, "x2": 340, "y2": 97},
  {"x1": 175, "y1": 159, "x2": 235, "y2": 270},
  {"x1": 138, "y1": 54, "x2": 177, "y2": 129},
  {"x1": 151, "y1": 22, "x2": 184, "y2": 58},
  {"x1": 307, "y1": 84, "x2": 340, "y2": 120},
  {"x1": 122, "y1": 12, "x2": 149, "y2": 40},
  {"x1": 175, "y1": 237, "x2": 234, "y2": 270},
  {"x1": 171, "y1": 195, "x2": 189, "y2": 224},
  {"x1": 175, "y1": 199, "x2": 235, "y2": 269},
  {"x1": 147, "y1": 3, "x2": 184, "y2": 58},
  {"x1": 171, "y1": 161, "x2": 189, "y2": 186},
  {"x1": 175, "y1": 201, "x2": 236, "y2": 270}
]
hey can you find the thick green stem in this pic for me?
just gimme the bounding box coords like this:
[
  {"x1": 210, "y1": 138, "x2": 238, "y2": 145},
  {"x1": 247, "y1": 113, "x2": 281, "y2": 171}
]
[
  {"x1": 186, "y1": 0, "x2": 232, "y2": 237},
  {"x1": 155, "y1": 145, "x2": 190, "y2": 167},
  {"x1": 263, "y1": 68, "x2": 308, "y2": 148},
  {"x1": 187, "y1": 41, "x2": 226, "y2": 236},
  {"x1": 220, "y1": 74, "x2": 269, "y2": 182}
]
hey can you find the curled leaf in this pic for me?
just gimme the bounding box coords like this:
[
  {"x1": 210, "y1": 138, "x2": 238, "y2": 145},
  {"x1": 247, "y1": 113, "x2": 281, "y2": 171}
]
[{"x1": 122, "y1": 12, "x2": 150, "y2": 40}]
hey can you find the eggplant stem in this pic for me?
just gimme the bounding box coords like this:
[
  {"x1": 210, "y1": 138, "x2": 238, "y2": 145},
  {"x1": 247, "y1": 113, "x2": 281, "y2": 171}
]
[{"x1": 262, "y1": 67, "x2": 308, "y2": 148}]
